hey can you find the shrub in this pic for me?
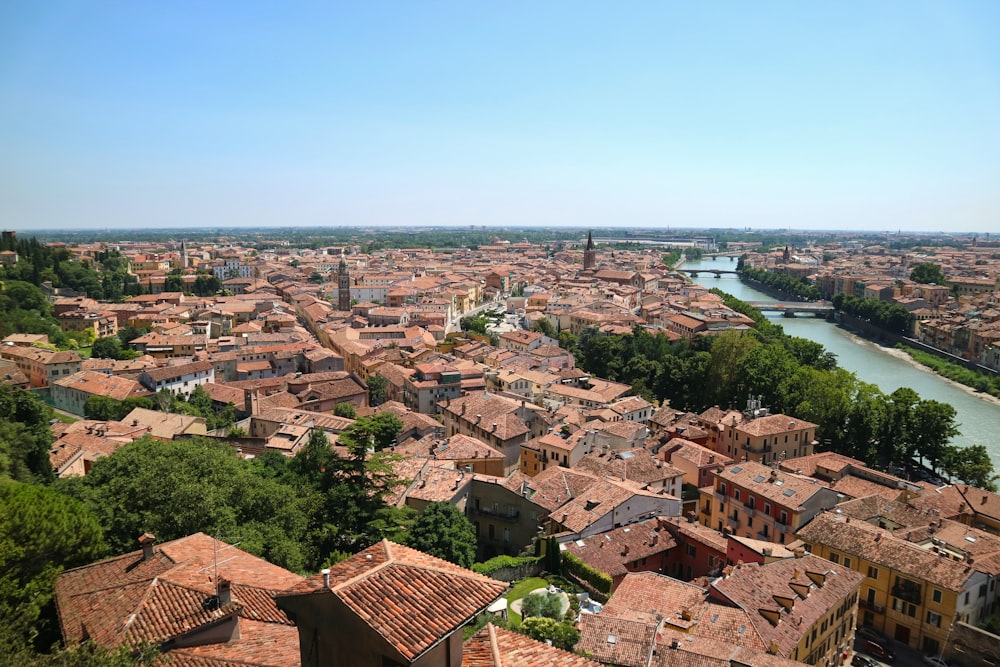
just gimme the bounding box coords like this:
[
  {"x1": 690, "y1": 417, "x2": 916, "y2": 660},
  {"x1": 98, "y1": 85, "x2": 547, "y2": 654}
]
[{"x1": 562, "y1": 552, "x2": 612, "y2": 594}]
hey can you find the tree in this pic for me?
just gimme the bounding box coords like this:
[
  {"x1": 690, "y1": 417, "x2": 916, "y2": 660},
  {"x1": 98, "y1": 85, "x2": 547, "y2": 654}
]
[
  {"x1": 404, "y1": 502, "x2": 476, "y2": 568},
  {"x1": 911, "y1": 400, "x2": 959, "y2": 471},
  {"x1": 519, "y1": 616, "x2": 580, "y2": 651},
  {"x1": 58, "y1": 436, "x2": 312, "y2": 571},
  {"x1": 910, "y1": 262, "x2": 947, "y2": 285},
  {"x1": 0, "y1": 386, "x2": 55, "y2": 484},
  {"x1": 532, "y1": 318, "x2": 555, "y2": 337},
  {"x1": 90, "y1": 336, "x2": 122, "y2": 359},
  {"x1": 941, "y1": 445, "x2": 998, "y2": 492},
  {"x1": 520, "y1": 592, "x2": 564, "y2": 620},
  {"x1": 334, "y1": 402, "x2": 357, "y2": 419},
  {"x1": 0, "y1": 481, "x2": 106, "y2": 650},
  {"x1": 366, "y1": 373, "x2": 388, "y2": 407}
]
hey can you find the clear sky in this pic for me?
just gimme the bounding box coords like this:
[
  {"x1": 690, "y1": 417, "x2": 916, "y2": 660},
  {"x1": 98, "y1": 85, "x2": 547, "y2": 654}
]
[{"x1": 1, "y1": 1, "x2": 998, "y2": 233}]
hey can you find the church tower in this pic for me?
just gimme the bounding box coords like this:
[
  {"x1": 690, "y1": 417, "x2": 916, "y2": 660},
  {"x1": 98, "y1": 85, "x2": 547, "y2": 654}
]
[
  {"x1": 583, "y1": 231, "x2": 596, "y2": 271},
  {"x1": 338, "y1": 252, "x2": 351, "y2": 311},
  {"x1": 179, "y1": 241, "x2": 188, "y2": 270}
]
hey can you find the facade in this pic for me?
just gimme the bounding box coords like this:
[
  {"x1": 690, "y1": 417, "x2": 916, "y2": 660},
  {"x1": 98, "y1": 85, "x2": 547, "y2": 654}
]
[
  {"x1": 0, "y1": 345, "x2": 82, "y2": 387},
  {"x1": 798, "y1": 509, "x2": 999, "y2": 657},
  {"x1": 403, "y1": 363, "x2": 461, "y2": 414},
  {"x1": 715, "y1": 412, "x2": 818, "y2": 465},
  {"x1": 51, "y1": 370, "x2": 148, "y2": 416},
  {"x1": 698, "y1": 460, "x2": 839, "y2": 545},
  {"x1": 138, "y1": 360, "x2": 215, "y2": 397},
  {"x1": 276, "y1": 540, "x2": 507, "y2": 667}
]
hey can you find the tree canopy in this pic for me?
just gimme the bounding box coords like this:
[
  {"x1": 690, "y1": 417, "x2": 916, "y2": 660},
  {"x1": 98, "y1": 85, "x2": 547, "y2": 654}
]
[
  {"x1": 404, "y1": 502, "x2": 477, "y2": 568},
  {"x1": 909, "y1": 262, "x2": 947, "y2": 285}
]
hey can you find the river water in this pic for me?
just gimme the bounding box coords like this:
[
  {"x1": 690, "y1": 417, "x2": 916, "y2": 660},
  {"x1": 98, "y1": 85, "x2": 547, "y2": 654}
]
[{"x1": 684, "y1": 256, "x2": 1000, "y2": 468}]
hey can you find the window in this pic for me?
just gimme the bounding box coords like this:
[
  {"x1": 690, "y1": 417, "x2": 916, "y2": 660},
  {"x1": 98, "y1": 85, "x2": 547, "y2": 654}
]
[
  {"x1": 764, "y1": 503, "x2": 771, "y2": 515},
  {"x1": 735, "y1": 489, "x2": 741, "y2": 501},
  {"x1": 686, "y1": 545, "x2": 696, "y2": 558},
  {"x1": 867, "y1": 566, "x2": 879, "y2": 580},
  {"x1": 830, "y1": 553, "x2": 840, "y2": 564},
  {"x1": 779, "y1": 510, "x2": 788, "y2": 525},
  {"x1": 843, "y1": 557, "x2": 852, "y2": 569},
  {"x1": 927, "y1": 611, "x2": 942, "y2": 627},
  {"x1": 932, "y1": 589, "x2": 942, "y2": 604}
]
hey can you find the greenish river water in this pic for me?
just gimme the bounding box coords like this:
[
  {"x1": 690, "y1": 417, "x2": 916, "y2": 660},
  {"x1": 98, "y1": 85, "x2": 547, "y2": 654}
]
[{"x1": 684, "y1": 256, "x2": 1000, "y2": 469}]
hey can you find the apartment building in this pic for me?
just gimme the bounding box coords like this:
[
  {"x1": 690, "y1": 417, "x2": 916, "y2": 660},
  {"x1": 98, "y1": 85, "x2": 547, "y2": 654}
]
[{"x1": 699, "y1": 461, "x2": 839, "y2": 545}]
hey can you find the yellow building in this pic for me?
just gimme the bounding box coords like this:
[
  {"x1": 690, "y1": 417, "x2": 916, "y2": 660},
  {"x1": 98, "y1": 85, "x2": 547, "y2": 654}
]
[{"x1": 798, "y1": 510, "x2": 996, "y2": 657}]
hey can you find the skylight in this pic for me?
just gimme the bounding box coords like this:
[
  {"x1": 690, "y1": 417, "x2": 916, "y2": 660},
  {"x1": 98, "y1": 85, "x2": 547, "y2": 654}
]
[
  {"x1": 731, "y1": 466, "x2": 743, "y2": 473},
  {"x1": 783, "y1": 489, "x2": 795, "y2": 497},
  {"x1": 607, "y1": 634, "x2": 617, "y2": 645},
  {"x1": 754, "y1": 475, "x2": 765, "y2": 483}
]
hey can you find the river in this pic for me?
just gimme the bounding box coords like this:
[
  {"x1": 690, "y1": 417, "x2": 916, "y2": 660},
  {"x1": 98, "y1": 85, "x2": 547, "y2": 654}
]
[{"x1": 684, "y1": 256, "x2": 1000, "y2": 469}]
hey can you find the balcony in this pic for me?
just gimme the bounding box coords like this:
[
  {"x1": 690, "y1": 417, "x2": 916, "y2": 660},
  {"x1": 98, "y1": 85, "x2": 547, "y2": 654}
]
[
  {"x1": 859, "y1": 600, "x2": 886, "y2": 614},
  {"x1": 726, "y1": 517, "x2": 741, "y2": 532},
  {"x1": 469, "y1": 507, "x2": 520, "y2": 522},
  {"x1": 743, "y1": 504, "x2": 756, "y2": 517},
  {"x1": 891, "y1": 584, "x2": 922, "y2": 604}
]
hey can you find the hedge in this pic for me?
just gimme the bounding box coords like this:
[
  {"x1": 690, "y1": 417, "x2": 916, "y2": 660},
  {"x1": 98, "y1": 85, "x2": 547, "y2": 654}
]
[
  {"x1": 562, "y1": 552, "x2": 612, "y2": 595},
  {"x1": 472, "y1": 554, "x2": 542, "y2": 576}
]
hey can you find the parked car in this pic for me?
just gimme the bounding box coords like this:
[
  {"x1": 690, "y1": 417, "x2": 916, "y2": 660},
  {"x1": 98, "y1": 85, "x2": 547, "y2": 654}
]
[
  {"x1": 922, "y1": 656, "x2": 951, "y2": 667},
  {"x1": 853, "y1": 655, "x2": 879, "y2": 667},
  {"x1": 864, "y1": 641, "x2": 896, "y2": 663}
]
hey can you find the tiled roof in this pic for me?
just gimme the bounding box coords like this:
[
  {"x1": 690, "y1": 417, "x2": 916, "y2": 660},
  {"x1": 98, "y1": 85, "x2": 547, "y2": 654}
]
[
  {"x1": 462, "y1": 623, "x2": 602, "y2": 667},
  {"x1": 279, "y1": 540, "x2": 507, "y2": 662},
  {"x1": 576, "y1": 613, "x2": 657, "y2": 667},
  {"x1": 797, "y1": 511, "x2": 979, "y2": 591},
  {"x1": 710, "y1": 555, "x2": 864, "y2": 657},
  {"x1": 55, "y1": 533, "x2": 302, "y2": 662},
  {"x1": 53, "y1": 370, "x2": 149, "y2": 400},
  {"x1": 562, "y1": 518, "x2": 678, "y2": 579},
  {"x1": 715, "y1": 461, "x2": 831, "y2": 509},
  {"x1": 736, "y1": 414, "x2": 817, "y2": 437}
]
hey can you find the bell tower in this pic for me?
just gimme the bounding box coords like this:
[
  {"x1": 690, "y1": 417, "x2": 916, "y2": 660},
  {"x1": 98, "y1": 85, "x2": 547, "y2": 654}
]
[
  {"x1": 583, "y1": 231, "x2": 596, "y2": 270},
  {"x1": 338, "y1": 252, "x2": 351, "y2": 311}
]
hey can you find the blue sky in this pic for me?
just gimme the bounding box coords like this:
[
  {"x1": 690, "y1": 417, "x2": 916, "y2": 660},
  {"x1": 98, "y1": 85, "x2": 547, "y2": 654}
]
[{"x1": 1, "y1": 1, "x2": 998, "y2": 232}]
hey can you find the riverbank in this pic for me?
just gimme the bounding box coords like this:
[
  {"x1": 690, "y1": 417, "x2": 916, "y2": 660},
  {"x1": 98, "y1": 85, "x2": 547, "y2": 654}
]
[{"x1": 835, "y1": 324, "x2": 1000, "y2": 409}]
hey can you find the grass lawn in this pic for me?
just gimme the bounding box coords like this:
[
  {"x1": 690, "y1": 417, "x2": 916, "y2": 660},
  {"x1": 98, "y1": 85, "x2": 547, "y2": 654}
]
[
  {"x1": 53, "y1": 412, "x2": 78, "y2": 424},
  {"x1": 503, "y1": 577, "x2": 548, "y2": 627}
]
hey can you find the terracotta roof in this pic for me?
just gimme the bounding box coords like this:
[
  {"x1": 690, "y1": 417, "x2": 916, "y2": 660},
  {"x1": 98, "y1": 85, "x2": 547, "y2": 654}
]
[
  {"x1": 279, "y1": 540, "x2": 507, "y2": 662},
  {"x1": 55, "y1": 533, "x2": 302, "y2": 662},
  {"x1": 53, "y1": 370, "x2": 149, "y2": 401},
  {"x1": 561, "y1": 517, "x2": 678, "y2": 579},
  {"x1": 576, "y1": 613, "x2": 658, "y2": 667},
  {"x1": 462, "y1": 623, "x2": 603, "y2": 667},
  {"x1": 797, "y1": 511, "x2": 980, "y2": 591}
]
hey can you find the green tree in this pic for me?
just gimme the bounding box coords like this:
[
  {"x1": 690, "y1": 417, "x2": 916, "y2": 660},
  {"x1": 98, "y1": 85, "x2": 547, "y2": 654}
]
[
  {"x1": 58, "y1": 436, "x2": 312, "y2": 571},
  {"x1": 334, "y1": 402, "x2": 357, "y2": 419},
  {"x1": 532, "y1": 318, "x2": 556, "y2": 337},
  {"x1": 0, "y1": 386, "x2": 55, "y2": 484},
  {"x1": 909, "y1": 262, "x2": 947, "y2": 285},
  {"x1": 941, "y1": 444, "x2": 998, "y2": 492},
  {"x1": 519, "y1": 616, "x2": 580, "y2": 651},
  {"x1": 366, "y1": 373, "x2": 388, "y2": 407},
  {"x1": 0, "y1": 481, "x2": 106, "y2": 650},
  {"x1": 404, "y1": 502, "x2": 476, "y2": 568},
  {"x1": 90, "y1": 336, "x2": 122, "y2": 359}
]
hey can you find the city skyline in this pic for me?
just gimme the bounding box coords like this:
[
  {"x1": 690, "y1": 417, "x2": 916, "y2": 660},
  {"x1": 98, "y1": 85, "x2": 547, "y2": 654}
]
[{"x1": 2, "y1": 1, "x2": 999, "y2": 233}]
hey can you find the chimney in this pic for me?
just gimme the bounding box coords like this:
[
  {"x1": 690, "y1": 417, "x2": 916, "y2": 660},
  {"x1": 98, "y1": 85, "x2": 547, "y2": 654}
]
[
  {"x1": 138, "y1": 533, "x2": 156, "y2": 561},
  {"x1": 622, "y1": 544, "x2": 630, "y2": 556},
  {"x1": 218, "y1": 576, "x2": 232, "y2": 605},
  {"x1": 321, "y1": 568, "x2": 331, "y2": 588},
  {"x1": 492, "y1": 422, "x2": 498, "y2": 433},
  {"x1": 984, "y1": 495, "x2": 989, "y2": 506},
  {"x1": 708, "y1": 454, "x2": 715, "y2": 464}
]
